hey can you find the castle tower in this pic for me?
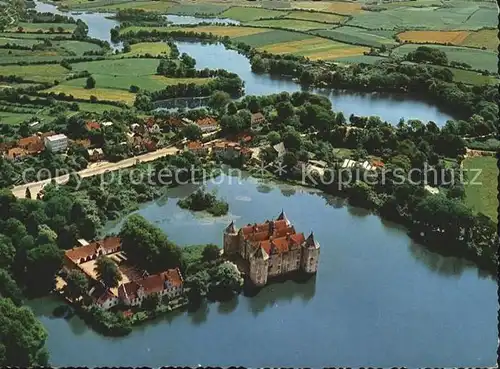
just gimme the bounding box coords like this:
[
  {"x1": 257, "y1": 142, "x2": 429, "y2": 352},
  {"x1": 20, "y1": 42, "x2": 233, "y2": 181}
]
[
  {"x1": 276, "y1": 209, "x2": 290, "y2": 226},
  {"x1": 249, "y1": 245, "x2": 269, "y2": 286},
  {"x1": 223, "y1": 221, "x2": 240, "y2": 255},
  {"x1": 300, "y1": 232, "x2": 320, "y2": 274}
]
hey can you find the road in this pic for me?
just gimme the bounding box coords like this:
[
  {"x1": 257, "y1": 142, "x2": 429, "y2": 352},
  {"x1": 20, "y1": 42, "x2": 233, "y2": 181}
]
[{"x1": 11, "y1": 146, "x2": 180, "y2": 198}]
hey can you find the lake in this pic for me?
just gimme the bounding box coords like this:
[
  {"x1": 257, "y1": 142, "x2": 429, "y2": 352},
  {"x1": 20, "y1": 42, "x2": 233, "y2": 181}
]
[{"x1": 29, "y1": 174, "x2": 498, "y2": 367}]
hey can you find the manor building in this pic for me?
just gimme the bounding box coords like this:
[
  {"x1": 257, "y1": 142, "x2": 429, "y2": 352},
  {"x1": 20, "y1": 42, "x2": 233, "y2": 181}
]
[{"x1": 223, "y1": 211, "x2": 320, "y2": 286}]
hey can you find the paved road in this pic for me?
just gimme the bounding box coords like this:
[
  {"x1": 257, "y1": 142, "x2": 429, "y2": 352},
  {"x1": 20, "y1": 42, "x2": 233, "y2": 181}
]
[{"x1": 11, "y1": 146, "x2": 180, "y2": 198}]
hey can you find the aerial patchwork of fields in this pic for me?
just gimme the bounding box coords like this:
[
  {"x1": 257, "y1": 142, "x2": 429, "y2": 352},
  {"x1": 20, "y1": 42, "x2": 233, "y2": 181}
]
[{"x1": 0, "y1": 0, "x2": 497, "y2": 123}]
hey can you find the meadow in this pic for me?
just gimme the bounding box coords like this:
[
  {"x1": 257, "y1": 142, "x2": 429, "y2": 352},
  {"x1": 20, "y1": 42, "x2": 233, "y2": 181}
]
[
  {"x1": 315, "y1": 26, "x2": 398, "y2": 48},
  {"x1": 120, "y1": 25, "x2": 269, "y2": 38},
  {"x1": 166, "y1": 3, "x2": 229, "y2": 15},
  {"x1": 247, "y1": 18, "x2": 332, "y2": 31},
  {"x1": 220, "y1": 7, "x2": 285, "y2": 21},
  {"x1": 397, "y1": 30, "x2": 470, "y2": 45},
  {"x1": 460, "y1": 29, "x2": 498, "y2": 50},
  {"x1": 392, "y1": 44, "x2": 497, "y2": 72},
  {"x1": 122, "y1": 42, "x2": 171, "y2": 57},
  {"x1": 10, "y1": 22, "x2": 76, "y2": 33},
  {"x1": 91, "y1": 0, "x2": 175, "y2": 12},
  {"x1": 463, "y1": 156, "x2": 498, "y2": 222},
  {"x1": 291, "y1": 1, "x2": 364, "y2": 15},
  {"x1": 71, "y1": 58, "x2": 160, "y2": 76},
  {"x1": 258, "y1": 37, "x2": 369, "y2": 60},
  {"x1": 46, "y1": 84, "x2": 136, "y2": 104},
  {"x1": 53, "y1": 40, "x2": 103, "y2": 55},
  {"x1": 232, "y1": 29, "x2": 313, "y2": 47},
  {"x1": 0, "y1": 36, "x2": 42, "y2": 47},
  {"x1": 284, "y1": 10, "x2": 347, "y2": 24},
  {"x1": 0, "y1": 64, "x2": 68, "y2": 82}
]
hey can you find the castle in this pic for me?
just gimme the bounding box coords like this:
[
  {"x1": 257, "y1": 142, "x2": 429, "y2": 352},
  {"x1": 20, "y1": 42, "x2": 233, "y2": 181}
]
[{"x1": 223, "y1": 211, "x2": 320, "y2": 286}]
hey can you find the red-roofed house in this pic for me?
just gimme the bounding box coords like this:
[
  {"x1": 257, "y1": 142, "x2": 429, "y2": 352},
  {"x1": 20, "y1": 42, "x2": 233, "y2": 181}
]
[
  {"x1": 117, "y1": 268, "x2": 184, "y2": 306},
  {"x1": 195, "y1": 117, "x2": 218, "y2": 133},
  {"x1": 86, "y1": 121, "x2": 101, "y2": 131},
  {"x1": 65, "y1": 237, "x2": 121, "y2": 266},
  {"x1": 185, "y1": 141, "x2": 208, "y2": 156}
]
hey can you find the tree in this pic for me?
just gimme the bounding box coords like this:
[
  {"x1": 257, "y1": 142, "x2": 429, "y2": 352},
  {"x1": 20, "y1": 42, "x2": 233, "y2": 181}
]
[
  {"x1": 85, "y1": 76, "x2": 96, "y2": 89},
  {"x1": 141, "y1": 293, "x2": 160, "y2": 311},
  {"x1": 25, "y1": 244, "x2": 63, "y2": 295},
  {"x1": 0, "y1": 235, "x2": 15, "y2": 270},
  {"x1": 182, "y1": 123, "x2": 202, "y2": 141},
  {"x1": 282, "y1": 151, "x2": 298, "y2": 170},
  {"x1": 94, "y1": 256, "x2": 122, "y2": 289},
  {"x1": 210, "y1": 262, "x2": 243, "y2": 300},
  {"x1": 25, "y1": 188, "x2": 31, "y2": 199},
  {"x1": 227, "y1": 102, "x2": 238, "y2": 115},
  {"x1": 202, "y1": 244, "x2": 220, "y2": 262},
  {"x1": 267, "y1": 131, "x2": 281, "y2": 145},
  {"x1": 247, "y1": 97, "x2": 261, "y2": 113},
  {"x1": 0, "y1": 297, "x2": 49, "y2": 366},
  {"x1": 0, "y1": 269, "x2": 23, "y2": 306},
  {"x1": 283, "y1": 129, "x2": 302, "y2": 151},
  {"x1": 65, "y1": 269, "x2": 88, "y2": 301},
  {"x1": 185, "y1": 270, "x2": 209, "y2": 308},
  {"x1": 208, "y1": 91, "x2": 231, "y2": 114}
]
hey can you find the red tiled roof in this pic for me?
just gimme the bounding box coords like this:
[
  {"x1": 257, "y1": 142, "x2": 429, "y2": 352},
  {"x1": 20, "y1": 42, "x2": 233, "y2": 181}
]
[
  {"x1": 372, "y1": 160, "x2": 384, "y2": 167},
  {"x1": 65, "y1": 237, "x2": 121, "y2": 263},
  {"x1": 6, "y1": 147, "x2": 28, "y2": 159},
  {"x1": 86, "y1": 121, "x2": 101, "y2": 130},
  {"x1": 187, "y1": 141, "x2": 203, "y2": 149},
  {"x1": 196, "y1": 117, "x2": 217, "y2": 127},
  {"x1": 17, "y1": 136, "x2": 43, "y2": 153},
  {"x1": 118, "y1": 268, "x2": 183, "y2": 300},
  {"x1": 241, "y1": 220, "x2": 289, "y2": 237}
]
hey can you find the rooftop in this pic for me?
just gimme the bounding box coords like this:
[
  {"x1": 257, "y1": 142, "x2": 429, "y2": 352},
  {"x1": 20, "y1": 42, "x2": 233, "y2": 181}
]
[{"x1": 45, "y1": 133, "x2": 68, "y2": 142}]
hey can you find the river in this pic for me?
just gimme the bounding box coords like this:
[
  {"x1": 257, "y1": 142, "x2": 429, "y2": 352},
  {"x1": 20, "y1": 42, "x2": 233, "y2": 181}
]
[
  {"x1": 33, "y1": 0, "x2": 453, "y2": 125},
  {"x1": 29, "y1": 174, "x2": 497, "y2": 367}
]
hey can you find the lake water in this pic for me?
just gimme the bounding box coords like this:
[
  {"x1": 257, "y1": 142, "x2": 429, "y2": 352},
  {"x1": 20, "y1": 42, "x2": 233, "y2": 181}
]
[
  {"x1": 29, "y1": 175, "x2": 497, "y2": 367},
  {"x1": 33, "y1": 0, "x2": 454, "y2": 125}
]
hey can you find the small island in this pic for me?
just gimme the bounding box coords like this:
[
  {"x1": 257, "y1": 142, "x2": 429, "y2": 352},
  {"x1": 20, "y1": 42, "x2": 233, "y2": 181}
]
[{"x1": 178, "y1": 188, "x2": 229, "y2": 216}]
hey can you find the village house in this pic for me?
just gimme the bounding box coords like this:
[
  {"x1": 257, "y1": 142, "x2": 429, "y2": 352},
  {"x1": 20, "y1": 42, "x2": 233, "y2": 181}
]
[
  {"x1": 44, "y1": 133, "x2": 68, "y2": 153},
  {"x1": 250, "y1": 112, "x2": 266, "y2": 126},
  {"x1": 86, "y1": 121, "x2": 101, "y2": 131},
  {"x1": 223, "y1": 211, "x2": 320, "y2": 287},
  {"x1": 3, "y1": 133, "x2": 50, "y2": 160},
  {"x1": 145, "y1": 118, "x2": 161, "y2": 134},
  {"x1": 196, "y1": 117, "x2": 218, "y2": 133},
  {"x1": 118, "y1": 268, "x2": 184, "y2": 306},
  {"x1": 185, "y1": 141, "x2": 208, "y2": 156},
  {"x1": 87, "y1": 148, "x2": 105, "y2": 162},
  {"x1": 64, "y1": 236, "x2": 122, "y2": 268}
]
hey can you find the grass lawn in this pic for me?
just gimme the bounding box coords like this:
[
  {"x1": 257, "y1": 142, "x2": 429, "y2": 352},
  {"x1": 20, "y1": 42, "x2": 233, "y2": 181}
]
[
  {"x1": 77, "y1": 101, "x2": 125, "y2": 113},
  {"x1": 220, "y1": 6, "x2": 285, "y2": 21},
  {"x1": 71, "y1": 58, "x2": 160, "y2": 75},
  {"x1": 247, "y1": 18, "x2": 331, "y2": 31},
  {"x1": 0, "y1": 64, "x2": 68, "y2": 82},
  {"x1": 392, "y1": 44, "x2": 497, "y2": 72},
  {"x1": 45, "y1": 84, "x2": 136, "y2": 104},
  {"x1": 463, "y1": 156, "x2": 498, "y2": 221}
]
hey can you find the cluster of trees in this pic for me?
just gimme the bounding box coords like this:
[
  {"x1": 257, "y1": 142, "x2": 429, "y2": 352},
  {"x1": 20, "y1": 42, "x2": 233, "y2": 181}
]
[
  {"x1": 177, "y1": 188, "x2": 229, "y2": 216},
  {"x1": 406, "y1": 46, "x2": 448, "y2": 65}
]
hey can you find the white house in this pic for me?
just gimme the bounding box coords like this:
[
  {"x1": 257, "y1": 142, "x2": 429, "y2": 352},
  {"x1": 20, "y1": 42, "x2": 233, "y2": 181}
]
[{"x1": 44, "y1": 134, "x2": 68, "y2": 153}]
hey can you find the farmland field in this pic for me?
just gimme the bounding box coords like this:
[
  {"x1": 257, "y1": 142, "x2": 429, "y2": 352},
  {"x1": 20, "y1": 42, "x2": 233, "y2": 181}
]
[
  {"x1": 463, "y1": 156, "x2": 498, "y2": 222},
  {"x1": 291, "y1": 1, "x2": 364, "y2": 15},
  {"x1": 0, "y1": 32, "x2": 73, "y2": 39},
  {"x1": 0, "y1": 64, "x2": 68, "y2": 82},
  {"x1": 45, "y1": 84, "x2": 136, "y2": 104},
  {"x1": 123, "y1": 42, "x2": 171, "y2": 57},
  {"x1": 63, "y1": 74, "x2": 209, "y2": 91},
  {"x1": 71, "y1": 58, "x2": 160, "y2": 76},
  {"x1": 0, "y1": 36, "x2": 42, "y2": 47},
  {"x1": 347, "y1": 5, "x2": 495, "y2": 30},
  {"x1": 0, "y1": 111, "x2": 37, "y2": 125},
  {"x1": 333, "y1": 55, "x2": 388, "y2": 65},
  {"x1": 120, "y1": 25, "x2": 269, "y2": 38},
  {"x1": 392, "y1": 44, "x2": 497, "y2": 72},
  {"x1": 90, "y1": 0, "x2": 174, "y2": 11},
  {"x1": 284, "y1": 10, "x2": 347, "y2": 24},
  {"x1": 258, "y1": 37, "x2": 369, "y2": 60},
  {"x1": 460, "y1": 29, "x2": 498, "y2": 50},
  {"x1": 10, "y1": 22, "x2": 76, "y2": 33},
  {"x1": 232, "y1": 29, "x2": 314, "y2": 47},
  {"x1": 53, "y1": 40, "x2": 103, "y2": 55},
  {"x1": 247, "y1": 18, "x2": 332, "y2": 31},
  {"x1": 397, "y1": 30, "x2": 470, "y2": 45},
  {"x1": 315, "y1": 26, "x2": 398, "y2": 48},
  {"x1": 220, "y1": 7, "x2": 285, "y2": 21},
  {"x1": 77, "y1": 102, "x2": 124, "y2": 112},
  {"x1": 166, "y1": 3, "x2": 229, "y2": 15}
]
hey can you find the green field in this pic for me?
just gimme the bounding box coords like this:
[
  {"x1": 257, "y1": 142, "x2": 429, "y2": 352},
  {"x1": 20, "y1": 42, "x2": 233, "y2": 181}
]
[
  {"x1": 90, "y1": 0, "x2": 174, "y2": 12},
  {"x1": 392, "y1": 44, "x2": 497, "y2": 72},
  {"x1": 10, "y1": 22, "x2": 76, "y2": 33},
  {"x1": 0, "y1": 111, "x2": 36, "y2": 125},
  {"x1": 123, "y1": 42, "x2": 171, "y2": 57},
  {"x1": 443, "y1": 66, "x2": 499, "y2": 86},
  {"x1": 232, "y1": 29, "x2": 314, "y2": 47},
  {"x1": 220, "y1": 6, "x2": 285, "y2": 21},
  {"x1": 463, "y1": 156, "x2": 498, "y2": 221},
  {"x1": 46, "y1": 84, "x2": 136, "y2": 104},
  {"x1": 314, "y1": 26, "x2": 398, "y2": 48},
  {"x1": 71, "y1": 58, "x2": 160, "y2": 75},
  {"x1": 0, "y1": 32, "x2": 73, "y2": 39},
  {"x1": 347, "y1": 5, "x2": 496, "y2": 30},
  {"x1": 77, "y1": 102, "x2": 125, "y2": 112},
  {"x1": 0, "y1": 63, "x2": 68, "y2": 82},
  {"x1": 63, "y1": 74, "x2": 209, "y2": 92},
  {"x1": 166, "y1": 3, "x2": 229, "y2": 15},
  {"x1": 247, "y1": 18, "x2": 331, "y2": 31},
  {"x1": 460, "y1": 29, "x2": 498, "y2": 50},
  {"x1": 53, "y1": 40, "x2": 103, "y2": 55},
  {"x1": 284, "y1": 10, "x2": 347, "y2": 24},
  {"x1": 0, "y1": 36, "x2": 41, "y2": 47}
]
